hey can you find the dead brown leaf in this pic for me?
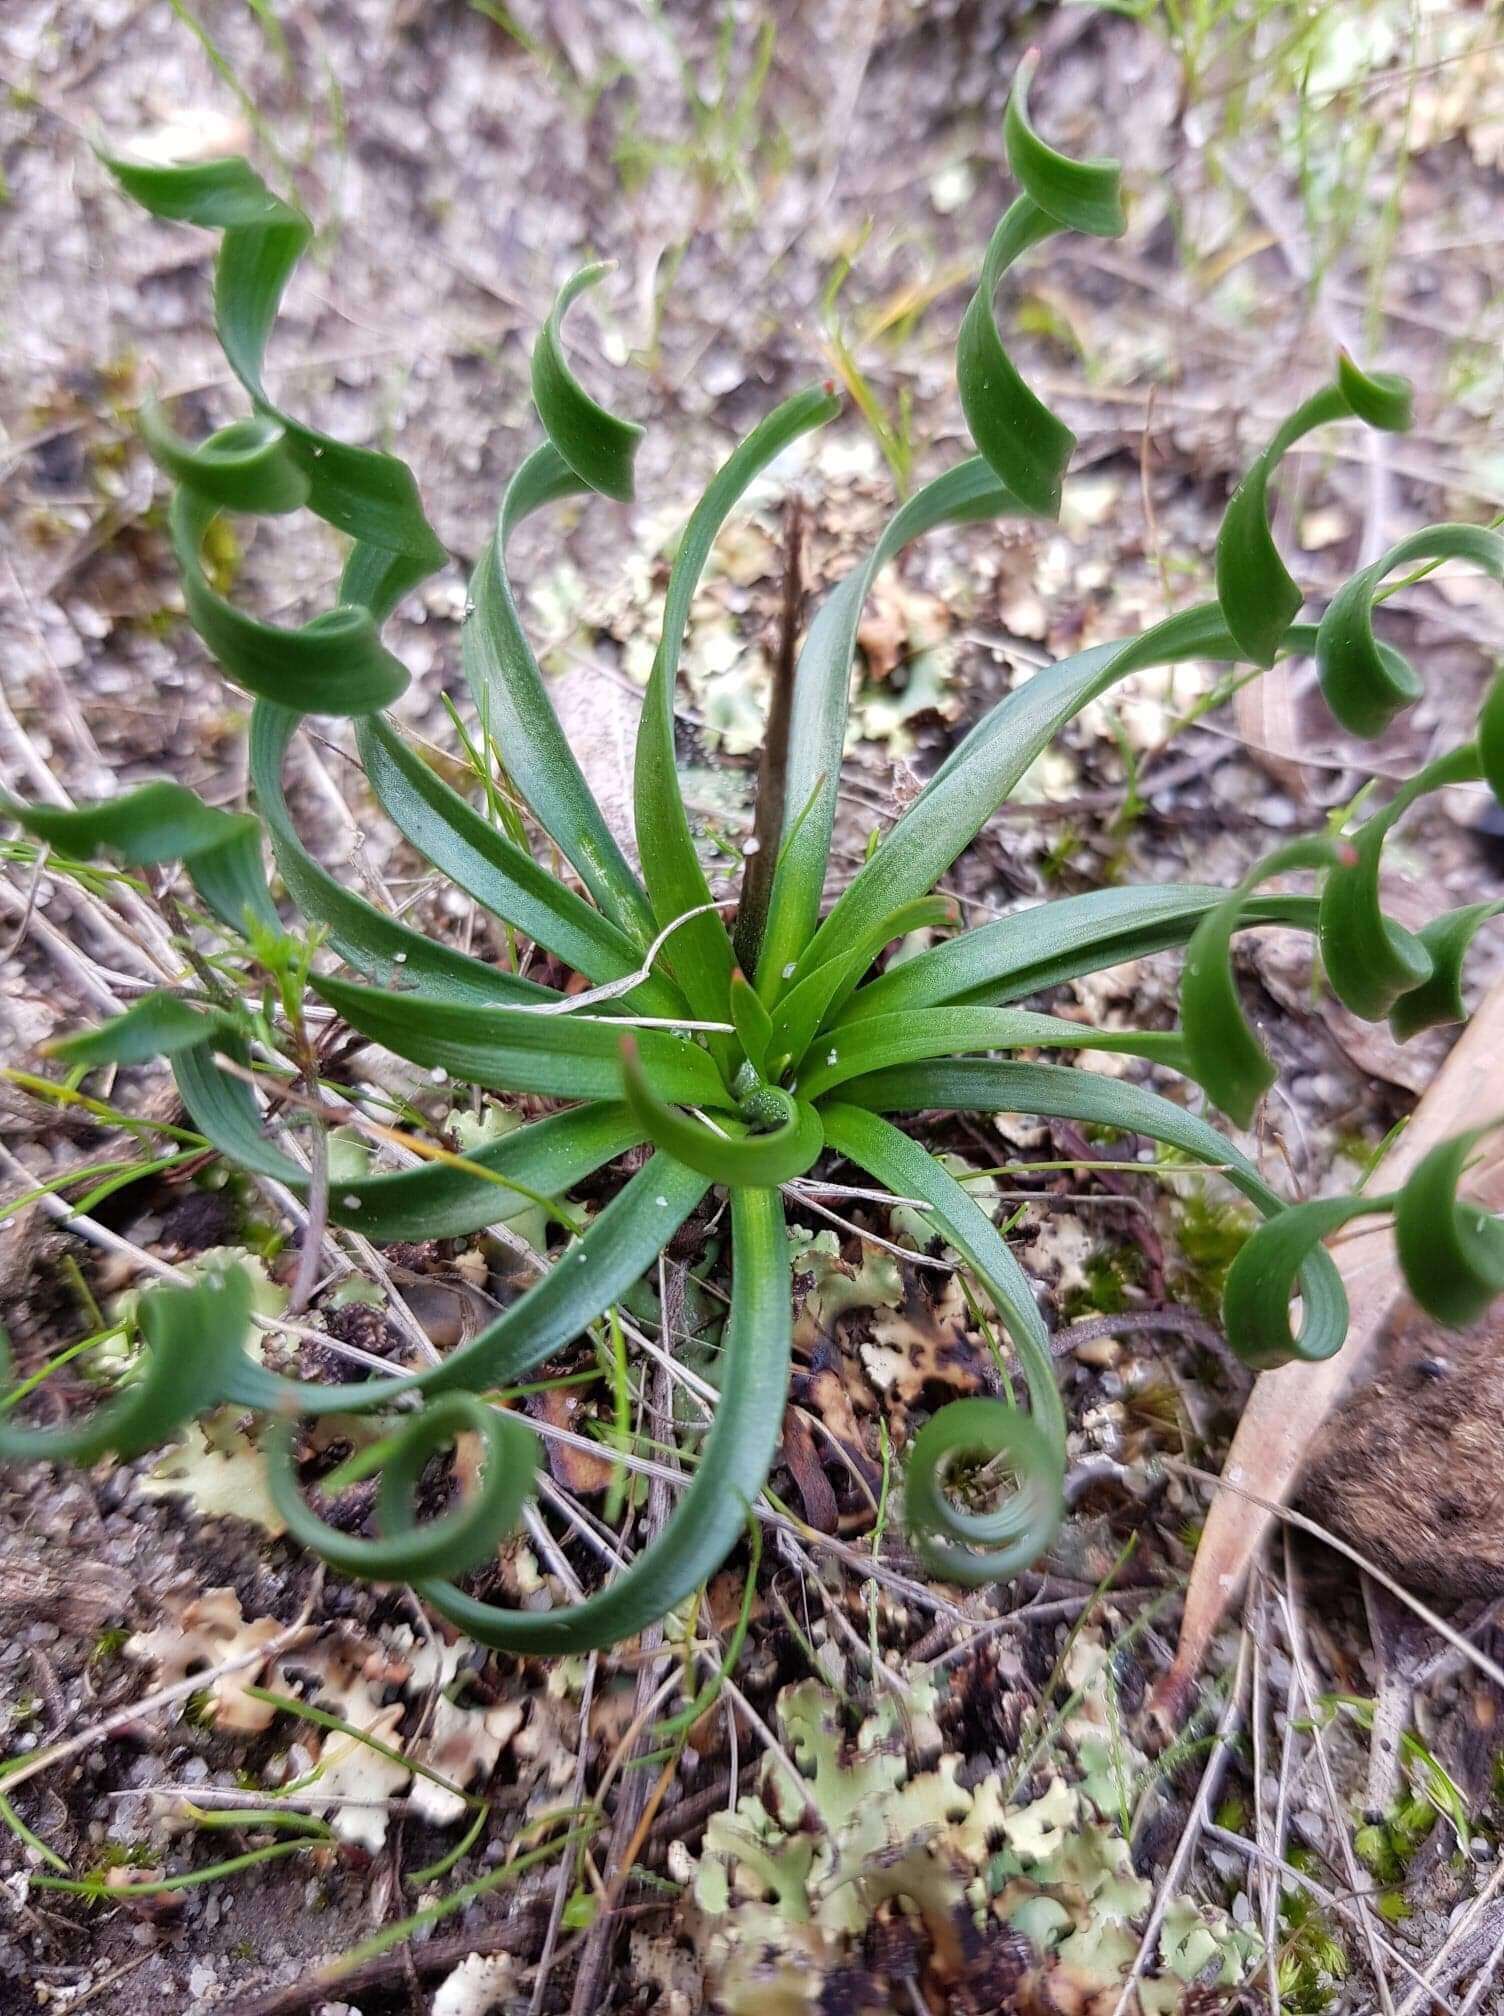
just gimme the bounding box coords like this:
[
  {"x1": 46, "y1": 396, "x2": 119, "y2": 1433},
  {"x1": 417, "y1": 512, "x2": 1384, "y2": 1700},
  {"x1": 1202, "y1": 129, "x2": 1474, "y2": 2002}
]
[{"x1": 1155, "y1": 973, "x2": 1504, "y2": 1722}]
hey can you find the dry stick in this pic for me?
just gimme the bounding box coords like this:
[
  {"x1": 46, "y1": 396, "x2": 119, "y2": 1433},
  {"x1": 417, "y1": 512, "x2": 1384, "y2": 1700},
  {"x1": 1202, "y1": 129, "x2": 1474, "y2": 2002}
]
[
  {"x1": 1108, "y1": 1630, "x2": 1252, "y2": 2016},
  {"x1": 1248, "y1": 1579, "x2": 1282, "y2": 2016},
  {"x1": 529, "y1": 1653, "x2": 597, "y2": 2016},
  {"x1": 1456, "y1": 1912, "x2": 1504, "y2": 2015},
  {"x1": 1279, "y1": 1547, "x2": 1397, "y2": 2016},
  {"x1": 733, "y1": 493, "x2": 803, "y2": 973},
  {"x1": 1397, "y1": 1854, "x2": 1504, "y2": 2016},
  {"x1": 1156, "y1": 973, "x2": 1504, "y2": 1723},
  {"x1": 565, "y1": 1356, "x2": 678, "y2": 2016}
]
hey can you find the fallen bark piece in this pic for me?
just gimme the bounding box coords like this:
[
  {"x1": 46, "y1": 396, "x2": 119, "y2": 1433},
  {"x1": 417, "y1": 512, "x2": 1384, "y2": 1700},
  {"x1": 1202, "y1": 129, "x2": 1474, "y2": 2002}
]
[{"x1": 1154, "y1": 972, "x2": 1504, "y2": 1723}]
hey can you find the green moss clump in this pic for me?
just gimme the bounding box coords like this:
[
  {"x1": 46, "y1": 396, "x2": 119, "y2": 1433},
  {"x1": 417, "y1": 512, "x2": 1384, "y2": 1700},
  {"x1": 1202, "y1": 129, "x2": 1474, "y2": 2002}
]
[{"x1": 1172, "y1": 1194, "x2": 1255, "y2": 1315}]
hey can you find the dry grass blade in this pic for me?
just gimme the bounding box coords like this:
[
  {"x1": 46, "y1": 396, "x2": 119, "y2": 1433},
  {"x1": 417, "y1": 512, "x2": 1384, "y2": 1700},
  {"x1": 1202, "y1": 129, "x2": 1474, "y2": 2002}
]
[{"x1": 1156, "y1": 972, "x2": 1504, "y2": 1722}]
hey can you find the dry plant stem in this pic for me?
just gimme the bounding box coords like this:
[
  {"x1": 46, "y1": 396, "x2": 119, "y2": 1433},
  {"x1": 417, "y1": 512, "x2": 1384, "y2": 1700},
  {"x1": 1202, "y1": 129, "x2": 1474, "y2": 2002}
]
[
  {"x1": 1361, "y1": 1575, "x2": 1425, "y2": 1817},
  {"x1": 1108, "y1": 1629, "x2": 1251, "y2": 2016},
  {"x1": 529, "y1": 1652, "x2": 597, "y2": 2016},
  {"x1": 0, "y1": 1576, "x2": 322, "y2": 1797},
  {"x1": 566, "y1": 1363, "x2": 676, "y2": 2016},
  {"x1": 285, "y1": 1108, "x2": 328, "y2": 1318},
  {"x1": 733, "y1": 494, "x2": 803, "y2": 973},
  {"x1": 1249, "y1": 1580, "x2": 1281, "y2": 2016},
  {"x1": 1457, "y1": 1912, "x2": 1504, "y2": 2015},
  {"x1": 1279, "y1": 1546, "x2": 1397, "y2": 2016},
  {"x1": 1397, "y1": 1856, "x2": 1504, "y2": 2016},
  {"x1": 1157, "y1": 972, "x2": 1504, "y2": 1722}
]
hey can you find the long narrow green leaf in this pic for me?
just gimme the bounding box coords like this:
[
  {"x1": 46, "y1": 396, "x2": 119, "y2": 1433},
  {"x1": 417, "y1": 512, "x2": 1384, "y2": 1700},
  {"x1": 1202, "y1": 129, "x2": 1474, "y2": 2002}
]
[
  {"x1": 796, "y1": 1005, "x2": 1189, "y2": 1104},
  {"x1": 838, "y1": 886, "x2": 1321, "y2": 1025},
  {"x1": 50, "y1": 992, "x2": 240, "y2": 1068},
  {"x1": 634, "y1": 386, "x2": 838, "y2": 1023},
  {"x1": 771, "y1": 896, "x2": 954, "y2": 1063},
  {"x1": 251, "y1": 703, "x2": 556, "y2": 1005},
  {"x1": 413, "y1": 1184, "x2": 790, "y2": 1653},
  {"x1": 171, "y1": 1036, "x2": 642, "y2": 1239},
  {"x1": 464, "y1": 445, "x2": 655, "y2": 940},
  {"x1": 795, "y1": 607, "x2": 1319, "y2": 986},
  {"x1": 356, "y1": 713, "x2": 686, "y2": 1014},
  {"x1": 4, "y1": 782, "x2": 276, "y2": 935},
  {"x1": 313, "y1": 973, "x2": 731, "y2": 1106},
  {"x1": 755, "y1": 458, "x2": 1040, "y2": 1003}
]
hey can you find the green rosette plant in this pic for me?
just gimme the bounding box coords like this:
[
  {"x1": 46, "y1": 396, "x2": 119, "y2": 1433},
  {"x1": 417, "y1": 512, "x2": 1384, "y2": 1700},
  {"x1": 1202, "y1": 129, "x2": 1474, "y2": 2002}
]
[{"x1": 5, "y1": 60, "x2": 1504, "y2": 1643}]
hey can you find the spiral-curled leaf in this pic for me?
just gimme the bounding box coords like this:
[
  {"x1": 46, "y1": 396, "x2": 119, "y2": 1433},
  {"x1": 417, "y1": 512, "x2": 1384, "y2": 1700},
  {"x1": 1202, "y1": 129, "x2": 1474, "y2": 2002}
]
[
  {"x1": 411, "y1": 1185, "x2": 791, "y2": 1654},
  {"x1": 6, "y1": 781, "x2": 276, "y2": 935},
  {"x1": 1320, "y1": 745, "x2": 1480, "y2": 1022},
  {"x1": 1221, "y1": 1194, "x2": 1379, "y2": 1370},
  {"x1": 1216, "y1": 356, "x2": 1413, "y2": 668},
  {"x1": 956, "y1": 56, "x2": 1124, "y2": 520},
  {"x1": 1316, "y1": 524, "x2": 1504, "y2": 738},
  {"x1": 902, "y1": 1399, "x2": 1063, "y2": 1584},
  {"x1": 169, "y1": 477, "x2": 411, "y2": 715},
  {"x1": 102, "y1": 154, "x2": 443, "y2": 717},
  {"x1": 820, "y1": 1101, "x2": 1065, "y2": 1580},
  {"x1": 138, "y1": 406, "x2": 308, "y2": 516},
  {"x1": 1393, "y1": 1127, "x2": 1504, "y2": 1328},
  {"x1": 1389, "y1": 902, "x2": 1504, "y2": 1042},
  {"x1": 103, "y1": 153, "x2": 446, "y2": 583},
  {"x1": 0, "y1": 1266, "x2": 254, "y2": 1466},
  {"x1": 1180, "y1": 838, "x2": 1338, "y2": 1128},
  {"x1": 621, "y1": 1039, "x2": 824, "y2": 1185},
  {"x1": 530, "y1": 264, "x2": 644, "y2": 503},
  {"x1": 265, "y1": 1394, "x2": 537, "y2": 1582},
  {"x1": 1226, "y1": 1124, "x2": 1504, "y2": 1361}
]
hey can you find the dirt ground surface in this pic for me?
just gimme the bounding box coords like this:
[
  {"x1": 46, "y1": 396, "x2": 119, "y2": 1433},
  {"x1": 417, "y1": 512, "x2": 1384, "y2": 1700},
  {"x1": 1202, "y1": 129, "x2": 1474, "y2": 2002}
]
[{"x1": 3, "y1": 2, "x2": 1504, "y2": 2012}]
